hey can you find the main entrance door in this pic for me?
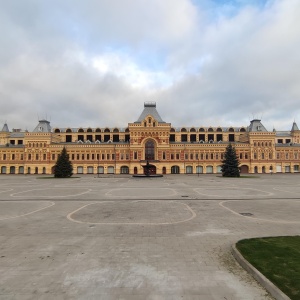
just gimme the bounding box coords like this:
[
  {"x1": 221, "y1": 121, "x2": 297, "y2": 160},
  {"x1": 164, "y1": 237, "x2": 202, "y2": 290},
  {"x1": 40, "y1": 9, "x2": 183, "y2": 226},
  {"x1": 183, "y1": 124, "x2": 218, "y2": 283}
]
[{"x1": 143, "y1": 164, "x2": 156, "y2": 175}]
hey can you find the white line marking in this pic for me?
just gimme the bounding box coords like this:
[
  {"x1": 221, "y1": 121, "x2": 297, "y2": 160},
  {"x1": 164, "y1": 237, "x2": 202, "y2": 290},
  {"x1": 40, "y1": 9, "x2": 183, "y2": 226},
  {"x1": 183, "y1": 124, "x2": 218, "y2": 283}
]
[
  {"x1": 0, "y1": 201, "x2": 55, "y2": 221},
  {"x1": 67, "y1": 201, "x2": 196, "y2": 225},
  {"x1": 219, "y1": 200, "x2": 300, "y2": 224}
]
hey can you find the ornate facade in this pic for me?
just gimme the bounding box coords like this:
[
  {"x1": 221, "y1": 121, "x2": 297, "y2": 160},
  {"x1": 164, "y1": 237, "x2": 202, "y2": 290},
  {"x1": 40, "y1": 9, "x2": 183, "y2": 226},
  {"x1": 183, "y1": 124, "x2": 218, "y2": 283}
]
[{"x1": 1, "y1": 102, "x2": 300, "y2": 175}]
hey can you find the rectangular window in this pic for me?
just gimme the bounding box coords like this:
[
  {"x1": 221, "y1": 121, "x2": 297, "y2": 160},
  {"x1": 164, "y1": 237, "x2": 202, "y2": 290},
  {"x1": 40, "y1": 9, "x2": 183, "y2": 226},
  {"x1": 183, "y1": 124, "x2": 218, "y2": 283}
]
[
  {"x1": 206, "y1": 154, "x2": 209, "y2": 160},
  {"x1": 20, "y1": 154, "x2": 23, "y2": 160},
  {"x1": 82, "y1": 154, "x2": 84, "y2": 160},
  {"x1": 96, "y1": 154, "x2": 99, "y2": 160},
  {"x1": 92, "y1": 154, "x2": 95, "y2": 160},
  {"x1": 169, "y1": 134, "x2": 175, "y2": 142},
  {"x1": 190, "y1": 134, "x2": 196, "y2": 142},
  {"x1": 112, "y1": 154, "x2": 115, "y2": 160},
  {"x1": 18, "y1": 140, "x2": 23, "y2": 145},
  {"x1": 181, "y1": 134, "x2": 187, "y2": 142},
  {"x1": 261, "y1": 153, "x2": 265, "y2": 159},
  {"x1": 240, "y1": 153, "x2": 243, "y2": 159},
  {"x1": 134, "y1": 152, "x2": 137, "y2": 159},
  {"x1": 254, "y1": 153, "x2": 257, "y2": 159},
  {"x1": 195, "y1": 153, "x2": 199, "y2": 160},
  {"x1": 190, "y1": 153, "x2": 193, "y2": 160},
  {"x1": 77, "y1": 154, "x2": 80, "y2": 160},
  {"x1": 201, "y1": 154, "x2": 204, "y2": 160},
  {"x1": 171, "y1": 153, "x2": 174, "y2": 160},
  {"x1": 229, "y1": 134, "x2": 235, "y2": 142},
  {"x1": 107, "y1": 154, "x2": 110, "y2": 160},
  {"x1": 43, "y1": 154, "x2": 46, "y2": 160},
  {"x1": 245, "y1": 153, "x2": 248, "y2": 159},
  {"x1": 120, "y1": 153, "x2": 124, "y2": 160},
  {"x1": 176, "y1": 153, "x2": 180, "y2": 160},
  {"x1": 199, "y1": 134, "x2": 205, "y2": 142},
  {"x1": 216, "y1": 153, "x2": 219, "y2": 160},
  {"x1": 102, "y1": 154, "x2": 105, "y2": 160},
  {"x1": 294, "y1": 152, "x2": 298, "y2": 159},
  {"x1": 162, "y1": 152, "x2": 166, "y2": 160},
  {"x1": 12, "y1": 154, "x2": 15, "y2": 160},
  {"x1": 185, "y1": 153, "x2": 188, "y2": 160},
  {"x1": 278, "y1": 139, "x2": 283, "y2": 144},
  {"x1": 52, "y1": 154, "x2": 55, "y2": 160},
  {"x1": 269, "y1": 153, "x2": 272, "y2": 159},
  {"x1": 87, "y1": 154, "x2": 90, "y2": 160},
  {"x1": 126, "y1": 154, "x2": 129, "y2": 160},
  {"x1": 210, "y1": 153, "x2": 214, "y2": 159},
  {"x1": 72, "y1": 154, "x2": 75, "y2": 160},
  {"x1": 286, "y1": 153, "x2": 289, "y2": 159},
  {"x1": 216, "y1": 134, "x2": 223, "y2": 142}
]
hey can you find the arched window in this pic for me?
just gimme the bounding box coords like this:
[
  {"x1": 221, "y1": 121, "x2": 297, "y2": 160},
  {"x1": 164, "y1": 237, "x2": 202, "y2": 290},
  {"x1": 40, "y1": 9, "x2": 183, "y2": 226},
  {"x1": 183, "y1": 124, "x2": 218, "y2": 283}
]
[
  {"x1": 104, "y1": 128, "x2": 110, "y2": 132},
  {"x1": 199, "y1": 128, "x2": 205, "y2": 132},
  {"x1": 87, "y1": 128, "x2": 93, "y2": 132},
  {"x1": 171, "y1": 166, "x2": 180, "y2": 174},
  {"x1": 208, "y1": 127, "x2": 213, "y2": 132},
  {"x1": 181, "y1": 128, "x2": 187, "y2": 132},
  {"x1": 228, "y1": 127, "x2": 234, "y2": 132},
  {"x1": 121, "y1": 166, "x2": 129, "y2": 174},
  {"x1": 54, "y1": 128, "x2": 60, "y2": 133},
  {"x1": 113, "y1": 128, "x2": 119, "y2": 133},
  {"x1": 95, "y1": 128, "x2": 101, "y2": 132},
  {"x1": 240, "y1": 127, "x2": 246, "y2": 132},
  {"x1": 190, "y1": 128, "x2": 196, "y2": 132},
  {"x1": 66, "y1": 128, "x2": 72, "y2": 133},
  {"x1": 216, "y1": 128, "x2": 222, "y2": 132},
  {"x1": 170, "y1": 128, "x2": 175, "y2": 132},
  {"x1": 78, "y1": 128, "x2": 84, "y2": 133},
  {"x1": 145, "y1": 140, "x2": 155, "y2": 160}
]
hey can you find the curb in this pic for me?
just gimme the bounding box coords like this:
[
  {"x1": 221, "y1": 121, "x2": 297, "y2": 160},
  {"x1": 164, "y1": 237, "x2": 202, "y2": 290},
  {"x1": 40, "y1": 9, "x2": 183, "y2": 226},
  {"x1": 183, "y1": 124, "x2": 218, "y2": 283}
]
[{"x1": 231, "y1": 244, "x2": 291, "y2": 300}]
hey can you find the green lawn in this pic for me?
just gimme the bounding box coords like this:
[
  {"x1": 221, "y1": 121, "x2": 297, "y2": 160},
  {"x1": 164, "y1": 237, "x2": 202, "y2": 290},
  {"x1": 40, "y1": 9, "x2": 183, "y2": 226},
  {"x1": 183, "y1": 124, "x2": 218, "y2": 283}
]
[{"x1": 236, "y1": 236, "x2": 300, "y2": 300}]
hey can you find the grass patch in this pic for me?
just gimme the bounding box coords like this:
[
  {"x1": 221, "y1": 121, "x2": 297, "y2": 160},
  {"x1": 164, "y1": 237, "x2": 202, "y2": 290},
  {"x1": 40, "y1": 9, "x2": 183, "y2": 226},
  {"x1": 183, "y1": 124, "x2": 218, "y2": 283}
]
[{"x1": 236, "y1": 236, "x2": 300, "y2": 300}]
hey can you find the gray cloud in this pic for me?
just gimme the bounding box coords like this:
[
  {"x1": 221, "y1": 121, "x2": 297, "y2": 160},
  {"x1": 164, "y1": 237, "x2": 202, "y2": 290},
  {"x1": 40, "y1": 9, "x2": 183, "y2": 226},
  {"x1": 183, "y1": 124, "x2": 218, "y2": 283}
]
[{"x1": 0, "y1": 0, "x2": 299, "y2": 132}]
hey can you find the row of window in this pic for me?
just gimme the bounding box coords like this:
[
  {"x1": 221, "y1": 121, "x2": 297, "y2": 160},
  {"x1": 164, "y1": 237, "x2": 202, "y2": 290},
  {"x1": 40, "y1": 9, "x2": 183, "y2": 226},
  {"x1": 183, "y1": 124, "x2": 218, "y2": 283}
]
[
  {"x1": 54, "y1": 128, "x2": 129, "y2": 133},
  {"x1": 253, "y1": 141, "x2": 272, "y2": 147},
  {"x1": 52, "y1": 127, "x2": 247, "y2": 134}
]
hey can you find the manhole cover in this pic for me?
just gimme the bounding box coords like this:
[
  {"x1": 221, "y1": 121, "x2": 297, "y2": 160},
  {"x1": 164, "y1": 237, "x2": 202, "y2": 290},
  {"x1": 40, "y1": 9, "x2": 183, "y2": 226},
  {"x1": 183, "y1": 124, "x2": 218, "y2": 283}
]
[{"x1": 239, "y1": 213, "x2": 253, "y2": 216}]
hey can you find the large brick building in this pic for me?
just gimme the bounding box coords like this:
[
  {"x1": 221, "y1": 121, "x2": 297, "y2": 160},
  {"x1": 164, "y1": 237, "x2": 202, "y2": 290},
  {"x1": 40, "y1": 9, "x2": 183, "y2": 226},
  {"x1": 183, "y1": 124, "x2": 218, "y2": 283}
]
[{"x1": 1, "y1": 102, "x2": 300, "y2": 175}]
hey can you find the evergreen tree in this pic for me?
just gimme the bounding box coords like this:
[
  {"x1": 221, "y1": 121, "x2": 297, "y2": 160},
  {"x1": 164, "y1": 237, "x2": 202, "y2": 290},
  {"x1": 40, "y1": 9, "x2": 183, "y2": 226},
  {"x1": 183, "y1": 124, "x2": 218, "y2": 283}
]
[
  {"x1": 54, "y1": 147, "x2": 73, "y2": 178},
  {"x1": 221, "y1": 144, "x2": 240, "y2": 177}
]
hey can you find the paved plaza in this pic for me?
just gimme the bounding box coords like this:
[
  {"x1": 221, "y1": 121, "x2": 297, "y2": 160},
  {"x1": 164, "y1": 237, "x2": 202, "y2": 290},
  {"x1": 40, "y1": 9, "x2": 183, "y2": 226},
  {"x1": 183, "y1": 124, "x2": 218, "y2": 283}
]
[{"x1": 0, "y1": 174, "x2": 300, "y2": 299}]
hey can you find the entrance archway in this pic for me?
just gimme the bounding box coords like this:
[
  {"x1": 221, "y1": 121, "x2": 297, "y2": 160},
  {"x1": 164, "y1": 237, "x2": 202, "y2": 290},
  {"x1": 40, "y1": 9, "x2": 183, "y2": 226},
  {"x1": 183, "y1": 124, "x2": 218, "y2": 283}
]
[
  {"x1": 143, "y1": 164, "x2": 156, "y2": 175},
  {"x1": 171, "y1": 166, "x2": 180, "y2": 174},
  {"x1": 240, "y1": 165, "x2": 249, "y2": 174},
  {"x1": 162, "y1": 167, "x2": 166, "y2": 174}
]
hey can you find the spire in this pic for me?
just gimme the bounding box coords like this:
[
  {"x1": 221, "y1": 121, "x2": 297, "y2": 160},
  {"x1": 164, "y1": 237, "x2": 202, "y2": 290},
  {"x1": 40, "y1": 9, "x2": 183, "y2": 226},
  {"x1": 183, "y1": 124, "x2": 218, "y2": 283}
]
[
  {"x1": 1, "y1": 123, "x2": 9, "y2": 132},
  {"x1": 291, "y1": 121, "x2": 299, "y2": 131}
]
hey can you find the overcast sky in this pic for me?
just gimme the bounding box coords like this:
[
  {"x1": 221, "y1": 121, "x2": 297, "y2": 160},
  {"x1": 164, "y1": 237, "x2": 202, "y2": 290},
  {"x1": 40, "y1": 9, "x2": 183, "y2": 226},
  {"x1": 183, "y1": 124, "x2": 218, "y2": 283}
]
[{"x1": 1, "y1": 0, "x2": 299, "y2": 132}]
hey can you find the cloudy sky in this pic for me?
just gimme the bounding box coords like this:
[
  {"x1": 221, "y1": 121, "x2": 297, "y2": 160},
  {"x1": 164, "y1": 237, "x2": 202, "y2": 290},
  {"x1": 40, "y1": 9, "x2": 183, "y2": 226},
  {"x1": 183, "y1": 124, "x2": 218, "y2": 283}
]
[{"x1": 1, "y1": 0, "x2": 299, "y2": 131}]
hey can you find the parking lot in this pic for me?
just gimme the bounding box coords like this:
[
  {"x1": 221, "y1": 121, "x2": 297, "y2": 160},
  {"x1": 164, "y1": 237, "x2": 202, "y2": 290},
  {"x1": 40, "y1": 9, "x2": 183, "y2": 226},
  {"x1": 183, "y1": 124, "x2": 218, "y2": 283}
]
[{"x1": 0, "y1": 174, "x2": 299, "y2": 299}]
